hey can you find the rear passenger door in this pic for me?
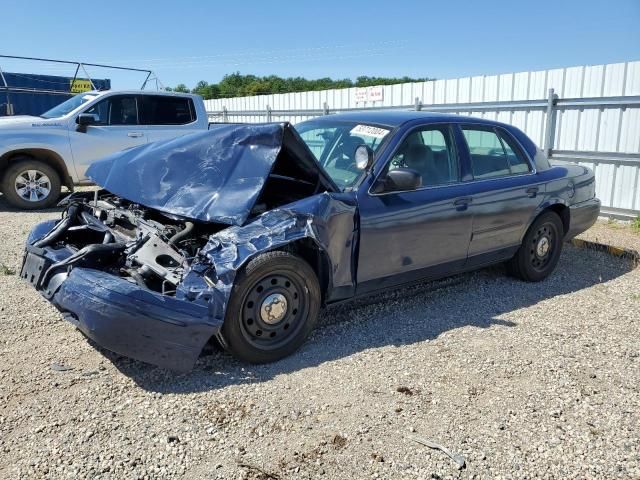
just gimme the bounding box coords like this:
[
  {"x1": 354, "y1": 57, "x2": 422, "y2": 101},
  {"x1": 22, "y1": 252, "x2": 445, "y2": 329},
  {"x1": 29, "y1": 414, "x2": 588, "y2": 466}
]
[
  {"x1": 458, "y1": 124, "x2": 541, "y2": 265},
  {"x1": 137, "y1": 95, "x2": 200, "y2": 143}
]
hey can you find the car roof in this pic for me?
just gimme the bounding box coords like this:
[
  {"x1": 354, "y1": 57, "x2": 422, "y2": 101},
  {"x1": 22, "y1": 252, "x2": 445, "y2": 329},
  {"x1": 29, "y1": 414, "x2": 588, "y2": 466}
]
[
  {"x1": 84, "y1": 90, "x2": 200, "y2": 99},
  {"x1": 307, "y1": 110, "x2": 500, "y2": 128}
]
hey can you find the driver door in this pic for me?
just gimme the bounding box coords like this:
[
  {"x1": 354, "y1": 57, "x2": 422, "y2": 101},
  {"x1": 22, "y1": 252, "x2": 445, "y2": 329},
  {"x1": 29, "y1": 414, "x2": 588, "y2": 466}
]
[
  {"x1": 356, "y1": 124, "x2": 473, "y2": 293},
  {"x1": 68, "y1": 95, "x2": 147, "y2": 180}
]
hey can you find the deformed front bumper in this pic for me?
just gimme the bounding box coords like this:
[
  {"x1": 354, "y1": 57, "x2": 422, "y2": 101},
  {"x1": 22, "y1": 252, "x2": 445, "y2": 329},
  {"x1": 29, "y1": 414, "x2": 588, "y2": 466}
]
[{"x1": 21, "y1": 221, "x2": 222, "y2": 372}]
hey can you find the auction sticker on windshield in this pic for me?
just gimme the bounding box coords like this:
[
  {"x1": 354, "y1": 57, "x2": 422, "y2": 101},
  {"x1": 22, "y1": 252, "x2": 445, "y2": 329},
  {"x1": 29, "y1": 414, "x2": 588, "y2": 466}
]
[{"x1": 350, "y1": 124, "x2": 390, "y2": 139}]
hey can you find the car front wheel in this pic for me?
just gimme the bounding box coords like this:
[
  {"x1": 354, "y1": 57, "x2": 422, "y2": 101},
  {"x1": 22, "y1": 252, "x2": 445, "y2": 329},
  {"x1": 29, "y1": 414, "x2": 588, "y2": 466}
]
[
  {"x1": 506, "y1": 211, "x2": 564, "y2": 282},
  {"x1": 1, "y1": 158, "x2": 61, "y2": 209},
  {"x1": 222, "y1": 251, "x2": 321, "y2": 363}
]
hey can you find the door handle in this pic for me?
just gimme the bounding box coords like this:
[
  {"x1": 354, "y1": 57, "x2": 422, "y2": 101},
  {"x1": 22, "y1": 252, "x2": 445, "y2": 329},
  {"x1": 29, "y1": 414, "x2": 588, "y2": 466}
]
[
  {"x1": 127, "y1": 132, "x2": 144, "y2": 138},
  {"x1": 526, "y1": 187, "x2": 539, "y2": 198},
  {"x1": 453, "y1": 197, "x2": 473, "y2": 210}
]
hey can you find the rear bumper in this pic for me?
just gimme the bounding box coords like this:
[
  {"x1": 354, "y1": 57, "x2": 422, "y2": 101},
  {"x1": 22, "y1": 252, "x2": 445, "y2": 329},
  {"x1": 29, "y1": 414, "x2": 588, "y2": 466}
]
[
  {"x1": 566, "y1": 197, "x2": 601, "y2": 240},
  {"x1": 21, "y1": 223, "x2": 222, "y2": 372}
]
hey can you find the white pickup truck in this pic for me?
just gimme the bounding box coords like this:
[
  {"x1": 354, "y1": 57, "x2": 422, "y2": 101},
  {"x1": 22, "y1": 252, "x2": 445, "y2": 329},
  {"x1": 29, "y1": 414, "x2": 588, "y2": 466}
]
[{"x1": 0, "y1": 90, "x2": 210, "y2": 209}]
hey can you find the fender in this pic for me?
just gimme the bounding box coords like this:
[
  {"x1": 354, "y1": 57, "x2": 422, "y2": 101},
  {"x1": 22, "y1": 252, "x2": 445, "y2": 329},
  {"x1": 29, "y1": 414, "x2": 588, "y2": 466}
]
[
  {"x1": 521, "y1": 196, "x2": 571, "y2": 242},
  {"x1": 0, "y1": 146, "x2": 75, "y2": 188},
  {"x1": 189, "y1": 192, "x2": 358, "y2": 319},
  {"x1": 0, "y1": 120, "x2": 78, "y2": 187}
]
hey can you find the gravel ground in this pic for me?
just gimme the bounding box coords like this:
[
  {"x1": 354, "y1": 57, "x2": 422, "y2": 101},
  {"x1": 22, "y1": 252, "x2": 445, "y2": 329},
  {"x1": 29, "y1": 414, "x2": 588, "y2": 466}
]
[
  {"x1": 577, "y1": 218, "x2": 640, "y2": 253},
  {"x1": 0, "y1": 195, "x2": 638, "y2": 480}
]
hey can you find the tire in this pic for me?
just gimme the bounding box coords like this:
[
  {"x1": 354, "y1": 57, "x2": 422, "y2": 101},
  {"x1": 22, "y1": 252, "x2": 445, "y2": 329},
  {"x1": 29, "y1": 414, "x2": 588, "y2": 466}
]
[
  {"x1": 1, "y1": 158, "x2": 61, "y2": 210},
  {"x1": 506, "y1": 211, "x2": 564, "y2": 282},
  {"x1": 221, "y1": 251, "x2": 321, "y2": 363}
]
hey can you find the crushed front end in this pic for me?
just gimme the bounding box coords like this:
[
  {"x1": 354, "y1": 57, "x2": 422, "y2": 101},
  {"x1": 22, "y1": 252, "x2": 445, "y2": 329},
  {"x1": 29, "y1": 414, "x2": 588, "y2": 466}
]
[
  {"x1": 20, "y1": 123, "x2": 347, "y2": 371},
  {"x1": 21, "y1": 191, "x2": 225, "y2": 371}
]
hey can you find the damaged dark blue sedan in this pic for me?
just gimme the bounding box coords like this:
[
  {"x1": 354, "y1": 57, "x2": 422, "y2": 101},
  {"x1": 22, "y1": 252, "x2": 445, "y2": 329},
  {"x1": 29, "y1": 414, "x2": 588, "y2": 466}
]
[{"x1": 20, "y1": 112, "x2": 600, "y2": 371}]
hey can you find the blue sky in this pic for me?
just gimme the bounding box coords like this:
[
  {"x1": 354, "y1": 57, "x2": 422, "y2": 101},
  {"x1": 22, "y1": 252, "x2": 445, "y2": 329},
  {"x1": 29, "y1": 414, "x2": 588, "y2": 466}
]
[{"x1": 1, "y1": 0, "x2": 639, "y2": 89}]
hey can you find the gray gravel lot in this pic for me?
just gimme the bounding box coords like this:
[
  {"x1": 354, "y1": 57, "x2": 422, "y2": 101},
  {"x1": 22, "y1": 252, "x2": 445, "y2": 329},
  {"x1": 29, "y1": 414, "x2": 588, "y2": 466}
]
[{"x1": 0, "y1": 194, "x2": 638, "y2": 480}]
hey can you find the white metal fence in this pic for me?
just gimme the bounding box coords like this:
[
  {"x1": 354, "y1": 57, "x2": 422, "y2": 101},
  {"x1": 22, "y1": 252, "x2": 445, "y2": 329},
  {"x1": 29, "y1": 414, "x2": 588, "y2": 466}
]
[{"x1": 205, "y1": 61, "x2": 640, "y2": 217}]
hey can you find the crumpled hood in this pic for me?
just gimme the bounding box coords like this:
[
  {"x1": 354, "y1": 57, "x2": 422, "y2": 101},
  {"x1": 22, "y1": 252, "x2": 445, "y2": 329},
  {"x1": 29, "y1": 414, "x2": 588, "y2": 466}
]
[{"x1": 86, "y1": 123, "x2": 337, "y2": 226}]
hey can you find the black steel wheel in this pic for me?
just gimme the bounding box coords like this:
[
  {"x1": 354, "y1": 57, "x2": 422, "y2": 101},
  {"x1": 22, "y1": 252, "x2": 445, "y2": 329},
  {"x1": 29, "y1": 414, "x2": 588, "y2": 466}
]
[
  {"x1": 529, "y1": 223, "x2": 555, "y2": 272},
  {"x1": 222, "y1": 251, "x2": 321, "y2": 363},
  {"x1": 506, "y1": 211, "x2": 564, "y2": 282}
]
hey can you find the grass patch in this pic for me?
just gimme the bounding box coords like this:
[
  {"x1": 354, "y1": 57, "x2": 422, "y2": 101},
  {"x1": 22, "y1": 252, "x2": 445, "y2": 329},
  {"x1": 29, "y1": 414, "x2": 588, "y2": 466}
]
[
  {"x1": 606, "y1": 217, "x2": 623, "y2": 229},
  {"x1": 631, "y1": 217, "x2": 640, "y2": 233},
  {"x1": 0, "y1": 263, "x2": 16, "y2": 275}
]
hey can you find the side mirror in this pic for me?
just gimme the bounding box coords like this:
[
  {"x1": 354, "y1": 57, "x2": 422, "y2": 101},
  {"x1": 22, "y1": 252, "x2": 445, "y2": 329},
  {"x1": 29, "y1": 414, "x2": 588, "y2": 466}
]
[
  {"x1": 76, "y1": 113, "x2": 99, "y2": 132},
  {"x1": 354, "y1": 144, "x2": 374, "y2": 170},
  {"x1": 379, "y1": 168, "x2": 422, "y2": 192}
]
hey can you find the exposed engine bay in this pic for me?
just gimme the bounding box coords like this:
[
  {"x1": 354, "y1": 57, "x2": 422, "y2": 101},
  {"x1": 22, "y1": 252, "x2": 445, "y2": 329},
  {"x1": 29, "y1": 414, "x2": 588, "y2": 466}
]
[
  {"x1": 32, "y1": 190, "x2": 229, "y2": 296},
  {"x1": 33, "y1": 167, "x2": 323, "y2": 297}
]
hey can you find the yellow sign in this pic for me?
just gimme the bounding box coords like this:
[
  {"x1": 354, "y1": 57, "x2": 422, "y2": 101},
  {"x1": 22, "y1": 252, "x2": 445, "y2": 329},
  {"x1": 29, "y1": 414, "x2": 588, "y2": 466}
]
[{"x1": 70, "y1": 79, "x2": 93, "y2": 94}]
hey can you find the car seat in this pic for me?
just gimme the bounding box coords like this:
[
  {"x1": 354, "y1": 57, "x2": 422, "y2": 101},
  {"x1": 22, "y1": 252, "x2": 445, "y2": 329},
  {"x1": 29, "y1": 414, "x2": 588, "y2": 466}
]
[{"x1": 404, "y1": 144, "x2": 436, "y2": 185}]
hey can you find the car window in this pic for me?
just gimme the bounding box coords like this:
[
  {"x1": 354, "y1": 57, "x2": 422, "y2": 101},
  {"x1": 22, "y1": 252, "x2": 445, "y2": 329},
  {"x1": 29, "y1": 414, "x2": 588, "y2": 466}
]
[
  {"x1": 297, "y1": 126, "x2": 338, "y2": 160},
  {"x1": 463, "y1": 127, "x2": 530, "y2": 179},
  {"x1": 498, "y1": 130, "x2": 531, "y2": 174},
  {"x1": 84, "y1": 96, "x2": 138, "y2": 126},
  {"x1": 389, "y1": 126, "x2": 458, "y2": 187},
  {"x1": 40, "y1": 93, "x2": 98, "y2": 118},
  {"x1": 84, "y1": 99, "x2": 109, "y2": 125},
  {"x1": 294, "y1": 121, "x2": 390, "y2": 189},
  {"x1": 138, "y1": 96, "x2": 195, "y2": 125}
]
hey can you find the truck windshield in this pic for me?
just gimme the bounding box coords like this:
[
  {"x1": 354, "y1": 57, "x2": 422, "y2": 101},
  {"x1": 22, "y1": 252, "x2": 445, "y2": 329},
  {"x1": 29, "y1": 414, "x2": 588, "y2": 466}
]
[
  {"x1": 40, "y1": 94, "x2": 99, "y2": 119},
  {"x1": 294, "y1": 120, "x2": 391, "y2": 189}
]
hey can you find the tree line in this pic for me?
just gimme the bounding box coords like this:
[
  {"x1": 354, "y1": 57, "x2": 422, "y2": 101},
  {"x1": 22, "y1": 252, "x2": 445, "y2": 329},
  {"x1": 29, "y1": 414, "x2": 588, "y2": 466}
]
[{"x1": 166, "y1": 72, "x2": 435, "y2": 99}]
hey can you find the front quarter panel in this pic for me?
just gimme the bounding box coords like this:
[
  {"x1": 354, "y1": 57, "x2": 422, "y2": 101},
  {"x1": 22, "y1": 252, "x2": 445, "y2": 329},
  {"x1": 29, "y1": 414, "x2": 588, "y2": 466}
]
[
  {"x1": 188, "y1": 192, "x2": 358, "y2": 318},
  {"x1": 0, "y1": 122, "x2": 77, "y2": 181}
]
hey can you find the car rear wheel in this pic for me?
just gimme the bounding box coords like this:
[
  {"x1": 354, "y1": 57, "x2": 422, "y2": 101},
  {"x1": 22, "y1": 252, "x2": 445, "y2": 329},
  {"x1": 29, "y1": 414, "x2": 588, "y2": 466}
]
[
  {"x1": 506, "y1": 211, "x2": 564, "y2": 282},
  {"x1": 222, "y1": 251, "x2": 321, "y2": 363},
  {"x1": 1, "y1": 158, "x2": 61, "y2": 210}
]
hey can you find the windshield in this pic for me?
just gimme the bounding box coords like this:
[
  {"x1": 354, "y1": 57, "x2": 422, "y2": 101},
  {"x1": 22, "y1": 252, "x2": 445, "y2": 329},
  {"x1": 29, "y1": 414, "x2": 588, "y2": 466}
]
[
  {"x1": 40, "y1": 93, "x2": 100, "y2": 119},
  {"x1": 294, "y1": 120, "x2": 391, "y2": 189}
]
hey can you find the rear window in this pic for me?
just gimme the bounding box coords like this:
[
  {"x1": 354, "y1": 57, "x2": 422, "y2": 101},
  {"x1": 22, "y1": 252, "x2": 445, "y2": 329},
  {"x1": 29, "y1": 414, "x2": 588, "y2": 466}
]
[
  {"x1": 462, "y1": 126, "x2": 531, "y2": 179},
  {"x1": 138, "y1": 96, "x2": 195, "y2": 125}
]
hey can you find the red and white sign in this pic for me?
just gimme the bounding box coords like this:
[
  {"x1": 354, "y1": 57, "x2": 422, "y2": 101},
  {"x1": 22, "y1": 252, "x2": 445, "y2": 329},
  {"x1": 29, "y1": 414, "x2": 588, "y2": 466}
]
[
  {"x1": 353, "y1": 86, "x2": 385, "y2": 103},
  {"x1": 368, "y1": 86, "x2": 384, "y2": 102},
  {"x1": 354, "y1": 88, "x2": 368, "y2": 103}
]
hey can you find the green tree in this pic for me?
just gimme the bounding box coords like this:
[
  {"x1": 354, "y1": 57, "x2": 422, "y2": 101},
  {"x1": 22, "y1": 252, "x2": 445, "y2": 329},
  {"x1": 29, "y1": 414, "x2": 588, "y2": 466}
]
[
  {"x1": 173, "y1": 83, "x2": 190, "y2": 93},
  {"x1": 191, "y1": 80, "x2": 210, "y2": 97},
  {"x1": 169, "y1": 73, "x2": 436, "y2": 98}
]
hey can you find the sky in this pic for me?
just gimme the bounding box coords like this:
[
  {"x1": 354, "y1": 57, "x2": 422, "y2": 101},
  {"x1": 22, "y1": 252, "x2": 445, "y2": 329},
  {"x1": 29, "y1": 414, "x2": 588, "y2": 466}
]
[{"x1": 1, "y1": 0, "x2": 639, "y2": 90}]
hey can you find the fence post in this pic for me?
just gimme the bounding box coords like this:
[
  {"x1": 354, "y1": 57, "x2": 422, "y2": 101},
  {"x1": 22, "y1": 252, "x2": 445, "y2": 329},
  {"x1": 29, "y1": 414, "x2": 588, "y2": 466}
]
[
  {"x1": 543, "y1": 88, "x2": 558, "y2": 157},
  {"x1": 222, "y1": 106, "x2": 228, "y2": 123},
  {"x1": 266, "y1": 105, "x2": 272, "y2": 122},
  {"x1": 323, "y1": 102, "x2": 329, "y2": 115},
  {"x1": 415, "y1": 97, "x2": 422, "y2": 111}
]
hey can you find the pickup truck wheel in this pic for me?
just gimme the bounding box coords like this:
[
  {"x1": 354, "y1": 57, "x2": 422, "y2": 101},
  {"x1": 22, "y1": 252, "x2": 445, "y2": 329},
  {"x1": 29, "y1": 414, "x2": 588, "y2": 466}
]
[
  {"x1": 1, "y1": 158, "x2": 61, "y2": 209},
  {"x1": 506, "y1": 211, "x2": 564, "y2": 282},
  {"x1": 222, "y1": 251, "x2": 321, "y2": 364}
]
